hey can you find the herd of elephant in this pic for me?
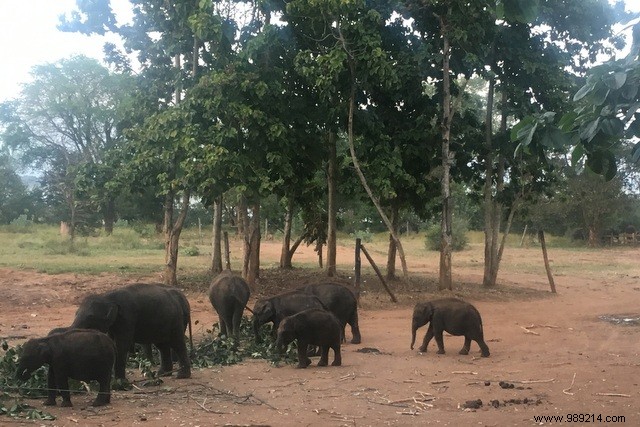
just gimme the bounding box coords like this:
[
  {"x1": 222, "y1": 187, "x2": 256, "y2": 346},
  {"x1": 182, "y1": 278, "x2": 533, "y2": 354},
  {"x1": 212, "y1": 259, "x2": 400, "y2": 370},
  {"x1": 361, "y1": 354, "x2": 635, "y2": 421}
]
[{"x1": 15, "y1": 271, "x2": 490, "y2": 408}]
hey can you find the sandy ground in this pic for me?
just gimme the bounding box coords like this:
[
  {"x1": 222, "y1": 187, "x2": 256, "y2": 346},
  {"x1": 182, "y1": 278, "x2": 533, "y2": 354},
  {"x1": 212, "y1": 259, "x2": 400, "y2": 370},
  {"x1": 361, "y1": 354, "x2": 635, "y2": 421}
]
[{"x1": 1, "y1": 241, "x2": 639, "y2": 426}]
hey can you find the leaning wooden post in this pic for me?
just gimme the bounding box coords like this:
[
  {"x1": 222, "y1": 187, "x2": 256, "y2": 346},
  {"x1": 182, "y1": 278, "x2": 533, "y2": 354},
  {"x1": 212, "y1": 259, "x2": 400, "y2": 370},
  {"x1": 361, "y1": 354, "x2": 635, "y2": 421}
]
[
  {"x1": 223, "y1": 231, "x2": 231, "y2": 270},
  {"x1": 538, "y1": 229, "x2": 556, "y2": 293},
  {"x1": 354, "y1": 238, "x2": 362, "y2": 302},
  {"x1": 360, "y1": 243, "x2": 398, "y2": 303}
]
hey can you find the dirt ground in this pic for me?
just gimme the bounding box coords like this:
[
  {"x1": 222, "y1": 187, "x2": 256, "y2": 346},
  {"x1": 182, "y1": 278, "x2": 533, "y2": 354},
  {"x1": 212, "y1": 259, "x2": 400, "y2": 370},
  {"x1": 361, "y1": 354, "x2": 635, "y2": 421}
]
[{"x1": 1, "y1": 241, "x2": 639, "y2": 426}]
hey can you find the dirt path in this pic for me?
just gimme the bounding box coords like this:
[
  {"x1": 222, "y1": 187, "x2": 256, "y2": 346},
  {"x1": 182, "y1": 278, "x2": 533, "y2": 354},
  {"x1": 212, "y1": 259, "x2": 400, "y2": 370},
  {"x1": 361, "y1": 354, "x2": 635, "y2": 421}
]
[{"x1": 1, "y1": 243, "x2": 639, "y2": 426}]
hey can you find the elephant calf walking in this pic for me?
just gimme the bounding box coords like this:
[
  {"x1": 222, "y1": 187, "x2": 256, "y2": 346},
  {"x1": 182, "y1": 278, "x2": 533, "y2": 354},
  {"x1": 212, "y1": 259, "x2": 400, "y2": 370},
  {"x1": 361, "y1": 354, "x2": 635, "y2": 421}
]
[
  {"x1": 275, "y1": 308, "x2": 342, "y2": 368},
  {"x1": 16, "y1": 329, "x2": 115, "y2": 407},
  {"x1": 411, "y1": 298, "x2": 490, "y2": 357},
  {"x1": 208, "y1": 272, "x2": 251, "y2": 340}
]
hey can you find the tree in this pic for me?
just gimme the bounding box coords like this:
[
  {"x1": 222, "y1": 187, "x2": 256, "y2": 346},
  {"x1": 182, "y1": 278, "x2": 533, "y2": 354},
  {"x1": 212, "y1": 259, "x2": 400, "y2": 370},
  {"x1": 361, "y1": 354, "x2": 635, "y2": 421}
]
[
  {"x1": 0, "y1": 154, "x2": 31, "y2": 224},
  {"x1": 0, "y1": 56, "x2": 132, "y2": 237}
]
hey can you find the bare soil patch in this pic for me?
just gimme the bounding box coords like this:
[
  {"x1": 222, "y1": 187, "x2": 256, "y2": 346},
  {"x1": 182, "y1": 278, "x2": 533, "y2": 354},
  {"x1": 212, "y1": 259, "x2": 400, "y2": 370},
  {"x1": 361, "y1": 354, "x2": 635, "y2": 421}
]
[{"x1": 1, "y1": 242, "x2": 639, "y2": 426}]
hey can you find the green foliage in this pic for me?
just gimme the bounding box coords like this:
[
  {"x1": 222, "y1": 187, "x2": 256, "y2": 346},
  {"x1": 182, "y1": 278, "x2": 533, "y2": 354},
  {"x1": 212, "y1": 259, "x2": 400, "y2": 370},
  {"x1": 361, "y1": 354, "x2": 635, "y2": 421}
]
[
  {"x1": 424, "y1": 217, "x2": 470, "y2": 252},
  {"x1": 42, "y1": 239, "x2": 91, "y2": 257},
  {"x1": 182, "y1": 246, "x2": 200, "y2": 257},
  {"x1": 192, "y1": 317, "x2": 297, "y2": 368},
  {"x1": 349, "y1": 230, "x2": 374, "y2": 243}
]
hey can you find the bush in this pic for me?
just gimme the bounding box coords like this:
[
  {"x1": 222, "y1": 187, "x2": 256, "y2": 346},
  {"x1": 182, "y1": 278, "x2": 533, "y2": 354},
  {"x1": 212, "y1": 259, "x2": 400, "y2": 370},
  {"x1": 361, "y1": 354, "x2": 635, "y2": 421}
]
[
  {"x1": 424, "y1": 216, "x2": 469, "y2": 251},
  {"x1": 182, "y1": 246, "x2": 200, "y2": 256}
]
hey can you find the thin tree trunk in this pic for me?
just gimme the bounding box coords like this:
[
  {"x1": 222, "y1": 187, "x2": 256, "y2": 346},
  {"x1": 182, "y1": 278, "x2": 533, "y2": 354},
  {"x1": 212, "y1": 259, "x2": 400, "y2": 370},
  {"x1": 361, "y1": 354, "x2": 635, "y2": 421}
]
[
  {"x1": 337, "y1": 26, "x2": 409, "y2": 280},
  {"x1": 103, "y1": 197, "x2": 115, "y2": 235},
  {"x1": 386, "y1": 205, "x2": 398, "y2": 280},
  {"x1": 438, "y1": 14, "x2": 453, "y2": 291},
  {"x1": 326, "y1": 131, "x2": 337, "y2": 277},
  {"x1": 483, "y1": 75, "x2": 496, "y2": 287},
  {"x1": 246, "y1": 202, "x2": 261, "y2": 285},
  {"x1": 280, "y1": 198, "x2": 293, "y2": 268},
  {"x1": 164, "y1": 190, "x2": 190, "y2": 287},
  {"x1": 239, "y1": 196, "x2": 250, "y2": 280},
  {"x1": 538, "y1": 230, "x2": 557, "y2": 293},
  {"x1": 210, "y1": 195, "x2": 223, "y2": 274}
]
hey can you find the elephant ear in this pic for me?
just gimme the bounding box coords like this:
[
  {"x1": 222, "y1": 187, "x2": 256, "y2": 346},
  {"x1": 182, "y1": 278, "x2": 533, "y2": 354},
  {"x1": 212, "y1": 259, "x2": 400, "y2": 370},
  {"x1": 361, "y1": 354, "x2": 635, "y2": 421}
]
[
  {"x1": 104, "y1": 303, "x2": 118, "y2": 326},
  {"x1": 36, "y1": 339, "x2": 53, "y2": 363}
]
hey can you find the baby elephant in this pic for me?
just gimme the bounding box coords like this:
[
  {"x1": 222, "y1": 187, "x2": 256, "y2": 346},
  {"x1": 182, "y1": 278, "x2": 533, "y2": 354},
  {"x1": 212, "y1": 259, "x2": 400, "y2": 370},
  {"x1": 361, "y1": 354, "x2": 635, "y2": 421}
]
[
  {"x1": 275, "y1": 309, "x2": 342, "y2": 368},
  {"x1": 410, "y1": 298, "x2": 490, "y2": 357},
  {"x1": 16, "y1": 329, "x2": 116, "y2": 407}
]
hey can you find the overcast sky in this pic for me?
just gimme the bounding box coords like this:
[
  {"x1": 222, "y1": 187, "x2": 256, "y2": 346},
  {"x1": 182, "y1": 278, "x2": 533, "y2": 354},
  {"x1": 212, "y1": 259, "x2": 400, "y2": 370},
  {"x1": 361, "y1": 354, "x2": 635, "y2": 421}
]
[{"x1": 1, "y1": 0, "x2": 639, "y2": 103}]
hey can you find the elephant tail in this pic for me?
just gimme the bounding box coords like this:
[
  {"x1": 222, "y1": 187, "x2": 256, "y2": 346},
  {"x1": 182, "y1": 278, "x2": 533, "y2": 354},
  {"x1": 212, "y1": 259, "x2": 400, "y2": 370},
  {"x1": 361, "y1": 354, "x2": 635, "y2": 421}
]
[{"x1": 187, "y1": 317, "x2": 194, "y2": 356}]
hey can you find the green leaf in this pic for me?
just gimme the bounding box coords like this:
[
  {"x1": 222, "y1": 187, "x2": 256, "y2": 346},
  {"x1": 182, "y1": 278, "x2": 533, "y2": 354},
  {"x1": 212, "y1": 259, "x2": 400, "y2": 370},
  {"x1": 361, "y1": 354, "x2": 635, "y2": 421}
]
[
  {"x1": 631, "y1": 143, "x2": 640, "y2": 163},
  {"x1": 540, "y1": 126, "x2": 569, "y2": 148},
  {"x1": 600, "y1": 117, "x2": 624, "y2": 136},
  {"x1": 571, "y1": 143, "x2": 585, "y2": 167},
  {"x1": 573, "y1": 83, "x2": 593, "y2": 102},
  {"x1": 604, "y1": 71, "x2": 627, "y2": 90},
  {"x1": 579, "y1": 117, "x2": 600, "y2": 141},
  {"x1": 558, "y1": 111, "x2": 578, "y2": 132},
  {"x1": 590, "y1": 84, "x2": 610, "y2": 106}
]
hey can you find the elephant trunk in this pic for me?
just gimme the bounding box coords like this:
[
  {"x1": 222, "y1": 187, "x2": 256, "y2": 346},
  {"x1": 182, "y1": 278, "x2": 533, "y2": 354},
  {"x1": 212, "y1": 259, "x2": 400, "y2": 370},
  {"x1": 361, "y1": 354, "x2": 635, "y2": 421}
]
[{"x1": 253, "y1": 318, "x2": 262, "y2": 343}]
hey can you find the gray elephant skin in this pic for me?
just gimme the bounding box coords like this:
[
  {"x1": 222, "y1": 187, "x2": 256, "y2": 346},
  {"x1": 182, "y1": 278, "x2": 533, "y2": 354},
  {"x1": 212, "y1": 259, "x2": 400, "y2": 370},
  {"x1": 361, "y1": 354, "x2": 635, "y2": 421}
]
[
  {"x1": 16, "y1": 329, "x2": 115, "y2": 407},
  {"x1": 252, "y1": 290, "x2": 326, "y2": 342},
  {"x1": 208, "y1": 272, "x2": 251, "y2": 339},
  {"x1": 410, "y1": 298, "x2": 490, "y2": 357},
  {"x1": 71, "y1": 283, "x2": 191, "y2": 380},
  {"x1": 275, "y1": 308, "x2": 342, "y2": 368},
  {"x1": 297, "y1": 282, "x2": 361, "y2": 344}
]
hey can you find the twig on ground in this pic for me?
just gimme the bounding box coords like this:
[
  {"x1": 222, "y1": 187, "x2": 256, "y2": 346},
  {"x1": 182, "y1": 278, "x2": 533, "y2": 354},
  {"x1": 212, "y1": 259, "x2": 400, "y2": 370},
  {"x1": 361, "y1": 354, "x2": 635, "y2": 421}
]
[
  {"x1": 396, "y1": 410, "x2": 420, "y2": 415},
  {"x1": 521, "y1": 326, "x2": 540, "y2": 336},
  {"x1": 563, "y1": 373, "x2": 576, "y2": 395},
  {"x1": 594, "y1": 393, "x2": 631, "y2": 398},
  {"x1": 431, "y1": 380, "x2": 450, "y2": 384},
  {"x1": 191, "y1": 396, "x2": 230, "y2": 414},
  {"x1": 452, "y1": 371, "x2": 477, "y2": 375},
  {"x1": 527, "y1": 324, "x2": 560, "y2": 329}
]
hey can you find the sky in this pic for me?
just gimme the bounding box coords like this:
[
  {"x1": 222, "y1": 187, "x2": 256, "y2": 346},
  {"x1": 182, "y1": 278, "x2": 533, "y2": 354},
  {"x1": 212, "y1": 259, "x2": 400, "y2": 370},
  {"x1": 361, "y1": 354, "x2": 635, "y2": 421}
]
[{"x1": 1, "y1": 0, "x2": 640, "y2": 104}]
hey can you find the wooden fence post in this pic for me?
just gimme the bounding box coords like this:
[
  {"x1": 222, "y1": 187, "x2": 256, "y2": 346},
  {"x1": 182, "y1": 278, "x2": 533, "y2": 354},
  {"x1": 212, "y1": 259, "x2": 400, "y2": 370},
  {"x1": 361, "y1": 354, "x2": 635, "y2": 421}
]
[
  {"x1": 538, "y1": 229, "x2": 556, "y2": 293},
  {"x1": 354, "y1": 238, "x2": 361, "y2": 302}
]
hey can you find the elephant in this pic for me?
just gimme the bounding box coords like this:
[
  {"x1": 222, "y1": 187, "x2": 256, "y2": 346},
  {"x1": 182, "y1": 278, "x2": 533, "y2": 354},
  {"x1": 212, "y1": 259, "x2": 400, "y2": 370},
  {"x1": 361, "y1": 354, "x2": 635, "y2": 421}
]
[
  {"x1": 16, "y1": 329, "x2": 115, "y2": 407},
  {"x1": 410, "y1": 298, "x2": 490, "y2": 357},
  {"x1": 70, "y1": 283, "x2": 191, "y2": 380},
  {"x1": 252, "y1": 290, "x2": 326, "y2": 342},
  {"x1": 275, "y1": 308, "x2": 342, "y2": 368},
  {"x1": 208, "y1": 272, "x2": 251, "y2": 339},
  {"x1": 297, "y1": 282, "x2": 361, "y2": 344}
]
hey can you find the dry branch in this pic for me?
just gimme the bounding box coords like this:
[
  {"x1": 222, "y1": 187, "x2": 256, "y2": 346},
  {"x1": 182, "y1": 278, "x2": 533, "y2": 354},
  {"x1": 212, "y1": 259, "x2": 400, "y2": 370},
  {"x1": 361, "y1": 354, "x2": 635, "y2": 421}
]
[
  {"x1": 563, "y1": 373, "x2": 576, "y2": 395},
  {"x1": 521, "y1": 326, "x2": 540, "y2": 335},
  {"x1": 452, "y1": 371, "x2": 477, "y2": 375},
  {"x1": 594, "y1": 393, "x2": 631, "y2": 398}
]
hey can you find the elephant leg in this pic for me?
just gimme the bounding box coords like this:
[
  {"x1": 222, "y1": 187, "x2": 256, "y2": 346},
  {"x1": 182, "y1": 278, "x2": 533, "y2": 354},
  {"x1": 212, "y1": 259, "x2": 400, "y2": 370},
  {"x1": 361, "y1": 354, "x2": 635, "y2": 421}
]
[
  {"x1": 331, "y1": 344, "x2": 342, "y2": 366},
  {"x1": 349, "y1": 312, "x2": 362, "y2": 344},
  {"x1": 43, "y1": 367, "x2": 57, "y2": 406},
  {"x1": 218, "y1": 315, "x2": 229, "y2": 337},
  {"x1": 296, "y1": 340, "x2": 312, "y2": 368},
  {"x1": 318, "y1": 345, "x2": 329, "y2": 366},
  {"x1": 113, "y1": 338, "x2": 131, "y2": 380},
  {"x1": 157, "y1": 343, "x2": 173, "y2": 376},
  {"x1": 232, "y1": 307, "x2": 243, "y2": 340},
  {"x1": 57, "y1": 376, "x2": 72, "y2": 407},
  {"x1": 459, "y1": 337, "x2": 471, "y2": 355},
  {"x1": 434, "y1": 328, "x2": 445, "y2": 354},
  {"x1": 418, "y1": 324, "x2": 434, "y2": 352},
  {"x1": 172, "y1": 336, "x2": 191, "y2": 379},
  {"x1": 476, "y1": 337, "x2": 491, "y2": 357},
  {"x1": 93, "y1": 375, "x2": 111, "y2": 406}
]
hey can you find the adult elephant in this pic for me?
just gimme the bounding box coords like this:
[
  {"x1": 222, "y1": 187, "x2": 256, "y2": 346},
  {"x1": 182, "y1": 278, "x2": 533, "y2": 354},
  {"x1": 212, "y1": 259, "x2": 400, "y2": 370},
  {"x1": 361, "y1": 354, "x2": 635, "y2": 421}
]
[
  {"x1": 297, "y1": 282, "x2": 361, "y2": 344},
  {"x1": 209, "y1": 271, "x2": 251, "y2": 340},
  {"x1": 71, "y1": 283, "x2": 191, "y2": 380},
  {"x1": 252, "y1": 290, "x2": 326, "y2": 342}
]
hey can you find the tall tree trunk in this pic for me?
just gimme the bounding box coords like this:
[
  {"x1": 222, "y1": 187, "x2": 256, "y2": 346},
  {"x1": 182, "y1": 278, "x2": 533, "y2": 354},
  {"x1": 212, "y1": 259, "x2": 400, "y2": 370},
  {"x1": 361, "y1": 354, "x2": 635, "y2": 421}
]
[
  {"x1": 386, "y1": 205, "x2": 399, "y2": 280},
  {"x1": 483, "y1": 75, "x2": 497, "y2": 287},
  {"x1": 210, "y1": 195, "x2": 223, "y2": 274},
  {"x1": 103, "y1": 197, "x2": 115, "y2": 235},
  {"x1": 337, "y1": 26, "x2": 409, "y2": 280},
  {"x1": 246, "y1": 202, "x2": 261, "y2": 285},
  {"x1": 438, "y1": 14, "x2": 453, "y2": 291},
  {"x1": 164, "y1": 189, "x2": 190, "y2": 287},
  {"x1": 280, "y1": 198, "x2": 293, "y2": 268},
  {"x1": 240, "y1": 197, "x2": 261, "y2": 285},
  {"x1": 326, "y1": 131, "x2": 337, "y2": 277}
]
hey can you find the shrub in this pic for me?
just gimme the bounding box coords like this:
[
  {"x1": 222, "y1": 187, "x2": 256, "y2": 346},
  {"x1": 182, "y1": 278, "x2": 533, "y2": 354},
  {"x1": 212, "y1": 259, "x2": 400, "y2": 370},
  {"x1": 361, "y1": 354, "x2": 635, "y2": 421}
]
[{"x1": 424, "y1": 216, "x2": 469, "y2": 251}]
